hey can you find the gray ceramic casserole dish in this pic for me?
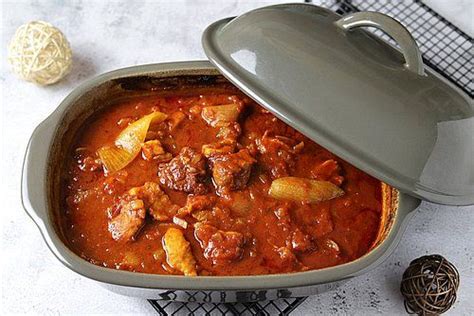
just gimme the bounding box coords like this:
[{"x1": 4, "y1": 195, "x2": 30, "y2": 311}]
[
  {"x1": 21, "y1": 4, "x2": 472, "y2": 302},
  {"x1": 21, "y1": 61, "x2": 420, "y2": 302}
]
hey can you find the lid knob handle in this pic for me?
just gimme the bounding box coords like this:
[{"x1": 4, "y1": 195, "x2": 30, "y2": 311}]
[{"x1": 335, "y1": 12, "x2": 425, "y2": 76}]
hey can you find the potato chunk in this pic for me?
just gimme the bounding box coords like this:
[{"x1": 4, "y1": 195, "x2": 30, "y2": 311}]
[{"x1": 162, "y1": 228, "x2": 197, "y2": 276}]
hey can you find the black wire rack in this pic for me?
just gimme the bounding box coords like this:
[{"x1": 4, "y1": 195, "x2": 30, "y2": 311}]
[
  {"x1": 313, "y1": 0, "x2": 473, "y2": 97},
  {"x1": 148, "y1": 1, "x2": 473, "y2": 315},
  {"x1": 148, "y1": 296, "x2": 307, "y2": 315}
]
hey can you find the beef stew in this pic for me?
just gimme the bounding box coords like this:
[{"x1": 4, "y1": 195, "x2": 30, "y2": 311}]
[{"x1": 61, "y1": 85, "x2": 383, "y2": 276}]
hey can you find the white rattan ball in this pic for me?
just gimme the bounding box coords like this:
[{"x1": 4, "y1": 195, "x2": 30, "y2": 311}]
[{"x1": 8, "y1": 21, "x2": 72, "y2": 85}]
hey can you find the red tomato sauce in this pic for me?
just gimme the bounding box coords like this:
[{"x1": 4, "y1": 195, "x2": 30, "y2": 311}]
[{"x1": 61, "y1": 89, "x2": 382, "y2": 276}]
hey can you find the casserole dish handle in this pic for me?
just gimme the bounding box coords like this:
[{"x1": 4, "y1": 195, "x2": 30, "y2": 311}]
[
  {"x1": 21, "y1": 111, "x2": 59, "y2": 228},
  {"x1": 335, "y1": 12, "x2": 425, "y2": 76}
]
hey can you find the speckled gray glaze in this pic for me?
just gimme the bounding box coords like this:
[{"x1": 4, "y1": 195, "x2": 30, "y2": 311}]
[
  {"x1": 21, "y1": 61, "x2": 421, "y2": 302},
  {"x1": 202, "y1": 3, "x2": 474, "y2": 205}
]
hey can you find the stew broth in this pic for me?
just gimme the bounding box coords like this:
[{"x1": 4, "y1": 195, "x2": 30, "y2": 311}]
[{"x1": 61, "y1": 88, "x2": 382, "y2": 276}]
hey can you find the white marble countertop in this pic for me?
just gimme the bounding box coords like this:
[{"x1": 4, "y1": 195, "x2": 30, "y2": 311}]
[{"x1": 1, "y1": 1, "x2": 473, "y2": 315}]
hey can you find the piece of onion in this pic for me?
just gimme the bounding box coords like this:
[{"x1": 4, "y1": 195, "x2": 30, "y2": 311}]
[
  {"x1": 97, "y1": 111, "x2": 167, "y2": 173},
  {"x1": 269, "y1": 177, "x2": 344, "y2": 203},
  {"x1": 97, "y1": 146, "x2": 134, "y2": 174}
]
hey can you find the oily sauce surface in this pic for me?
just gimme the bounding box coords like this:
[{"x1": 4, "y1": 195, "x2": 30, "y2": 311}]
[{"x1": 62, "y1": 90, "x2": 382, "y2": 276}]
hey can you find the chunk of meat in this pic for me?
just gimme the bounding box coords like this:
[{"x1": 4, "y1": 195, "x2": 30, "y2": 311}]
[
  {"x1": 201, "y1": 103, "x2": 243, "y2": 127},
  {"x1": 311, "y1": 159, "x2": 344, "y2": 186},
  {"x1": 177, "y1": 195, "x2": 216, "y2": 217},
  {"x1": 192, "y1": 206, "x2": 232, "y2": 227},
  {"x1": 202, "y1": 142, "x2": 236, "y2": 159},
  {"x1": 108, "y1": 181, "x2": 178, "y2": 241},
  {"x1": 128, "y1": 182, "x2": 179, "y2": 221},
  {"x1": 194, "y1": 223, "x2": 246, "y2": 265},
  {"x1": 216, "y1": 122, "x2": 241, "y2": 142},
  {"x1": 256, "y1": 131, "x2": 304, "y2": 179},
  {"x1": 202, "y1": 122, "x2": 241, "y2": 159},
  {"x1": 157, "y1": 147, "x2": 208, "y2": 194},
  {"x1": 141, "y1": 140, "x2": 172, "y2": 162},
  {"x1": 108, "y1": 196, "x2": 146, "y2": 242},
  {"x1": 211, "y1": 149, "x2": 256, "y2": 194},
  {"x1": 162, "y1": 228, "x2": 197, "y2": 276}
]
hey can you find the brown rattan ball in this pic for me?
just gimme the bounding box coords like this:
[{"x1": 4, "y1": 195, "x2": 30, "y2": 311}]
[{"x1": 401, "y1": 255, "x2": 459, "y2": 315}]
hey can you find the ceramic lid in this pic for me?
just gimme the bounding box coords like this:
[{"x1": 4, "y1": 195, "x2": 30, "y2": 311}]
[{"x1": 202, "y1": 3, "x2": 474, "y2": 205}]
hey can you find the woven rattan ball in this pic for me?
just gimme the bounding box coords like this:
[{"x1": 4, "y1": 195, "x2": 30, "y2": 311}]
[
  {"x1": 401, "y1": 255, "x2": 459, "y2": 315},
  {"x1": 8, "y1": 21, "x2": 72, "y2": 85}
]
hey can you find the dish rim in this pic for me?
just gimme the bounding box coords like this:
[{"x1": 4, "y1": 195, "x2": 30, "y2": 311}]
[{"x1": 21, "y1": 60, "x2": 421, "y2": 290}]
